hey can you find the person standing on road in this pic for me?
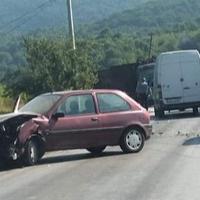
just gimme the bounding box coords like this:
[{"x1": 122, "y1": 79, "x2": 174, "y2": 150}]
[{"x1": 136, "y1": 77, "x2": 150, "y2": 110}]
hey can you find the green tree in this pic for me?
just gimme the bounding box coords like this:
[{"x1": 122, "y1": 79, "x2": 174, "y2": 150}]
[{"x1": 4, "y1": 37, "x2": 98, "y2": 97}]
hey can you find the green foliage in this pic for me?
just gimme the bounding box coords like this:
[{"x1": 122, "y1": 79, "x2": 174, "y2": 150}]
[
  {"x1": 0, "y1": 84, "x2": 13, "y2": 113},
  {"x1": 3, "y1": 0, "x2": 200, "y2": 99},
  {"x1": 86, "y1": 0, "x2": 200, "y2": 35},
  {"x1": 0, "y1": 0, "x2": 148, "y2": 33},
  {"x1": 3, "y1": 37, "x2": 98, "y2": 97},
  {"x1": 4, "y1": 27, "x2": 200, "y2": 99},
  {"x1": 0, "y1": 35, "x2": 25, "y2": 81}
]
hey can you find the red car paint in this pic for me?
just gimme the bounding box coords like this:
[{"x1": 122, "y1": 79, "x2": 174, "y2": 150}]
[{"x1": 0, "y1": 89, "x2": 152, "y2": 164}]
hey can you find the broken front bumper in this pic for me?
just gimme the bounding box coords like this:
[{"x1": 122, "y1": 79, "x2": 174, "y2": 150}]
[{"x1": 0, "y1": 138, "x2": 19, "y2": 160}]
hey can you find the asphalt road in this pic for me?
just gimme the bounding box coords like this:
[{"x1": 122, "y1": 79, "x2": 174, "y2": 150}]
[{"x1": 1, "y1": 109, "x2": 200, "y2": 200}]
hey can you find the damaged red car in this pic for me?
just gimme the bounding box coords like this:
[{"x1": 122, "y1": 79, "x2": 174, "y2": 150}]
[{"x1": 0, "y1": 89, "x2": 152, "y2": 166}]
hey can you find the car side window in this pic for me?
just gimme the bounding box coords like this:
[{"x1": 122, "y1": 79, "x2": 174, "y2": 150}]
[
  {"x1": 57, "y1": 94, "x2": 95, "y2": 116},
  {"x1": 97, "y1": 93, "x2": 130, "y2": 113}
]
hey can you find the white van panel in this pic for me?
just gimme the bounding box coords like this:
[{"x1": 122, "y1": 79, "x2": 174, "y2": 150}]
[
  {"x1": 159, "y1": 53, "x2": 183, "y2": 105},
  {"x1": 180, "y1": 52, "x2": 200, "y2": 102},
  {"x1": 154, "y1": 50, "x2": 200, "y2": 110}
]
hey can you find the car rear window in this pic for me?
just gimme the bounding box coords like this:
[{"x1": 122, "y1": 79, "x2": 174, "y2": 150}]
[{"x1": 97, "y1": 93, "x2": 130, "y2": 113}]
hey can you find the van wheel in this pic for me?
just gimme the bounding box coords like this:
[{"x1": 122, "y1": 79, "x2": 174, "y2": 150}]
[
  {"x1": 24, "y1": 140, "x2": 39, "y2": 166},
  {"x1": 120, "y1": 127, "x2": 145, "y2": 153},
  {"x1": 154, "y1": 108, "x2": 164, "y2": 118},
  {"x1": 193, "y1": 107, "x2": 198, "y2": 115}
]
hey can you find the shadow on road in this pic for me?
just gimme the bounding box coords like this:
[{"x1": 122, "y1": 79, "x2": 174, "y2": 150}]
[
  {"x1": 39, "y1": 150, "x2": 123, "y2": 165},
  {"x1": 183, "y1": 136, "x2": 200, "y2": 146},
  {"x1": 0, "y1": 150, "x2": 123, "y2": 171},
  {"x1": 0, "y1": 160, "x2": 23, "y2": 172}
]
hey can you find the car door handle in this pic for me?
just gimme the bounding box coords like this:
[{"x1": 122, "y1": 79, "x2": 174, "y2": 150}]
[{"x1": 91, "y1": 117, "x2": 99, "y2": 122}]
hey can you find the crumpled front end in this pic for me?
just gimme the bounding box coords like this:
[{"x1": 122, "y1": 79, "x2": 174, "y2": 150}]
[
  {"x1": 0, "y1": 113, "x2": 38, "y2": 161},
  {"x1": 0, "y1": 113, "x2": 55, "y2": 162},
  {"x1": 0, "y1": 123, "x2": 19, "y2": 161}
]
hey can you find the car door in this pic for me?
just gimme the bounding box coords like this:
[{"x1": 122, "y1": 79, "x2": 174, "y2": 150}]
[
  {"x1": 45, "y1": 94, "x2": 101, "y2": 151},
  {"x1": 95, "y1": 92, "x2": 132, "y2": 145}
]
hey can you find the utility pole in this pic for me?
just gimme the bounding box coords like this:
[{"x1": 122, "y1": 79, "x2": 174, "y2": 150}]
[
  {"x1": 67, "y1": 0, "x2": 76, "y2": 50},
  {"x1": 148, "y1": 33, "x2": 153, "y2": 60}
]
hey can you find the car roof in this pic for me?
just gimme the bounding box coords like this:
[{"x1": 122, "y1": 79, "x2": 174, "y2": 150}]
[{"x1": 41, "y1": 89, "x2": 124, "y2": 96}]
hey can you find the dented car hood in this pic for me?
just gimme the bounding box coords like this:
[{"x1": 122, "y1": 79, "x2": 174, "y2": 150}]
[{"x1": 0, "y1": 112, "x2": 39, "y2": 122}]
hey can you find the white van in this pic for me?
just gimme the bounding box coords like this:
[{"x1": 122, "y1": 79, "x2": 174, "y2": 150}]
[{"x1": 153, "y1": 50, "x2": 200, "y2": 117}]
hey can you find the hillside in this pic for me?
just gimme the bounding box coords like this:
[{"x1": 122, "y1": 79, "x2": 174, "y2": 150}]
[
  {"x1": 0, "y1": 0, "x2": 149, "y2": 34},
  {"x1": 86, "y1": 0, "x2": 200, "y2": 35},
  {"x1": 2, "y1": 0, "x2": 200, "y2": 78}
]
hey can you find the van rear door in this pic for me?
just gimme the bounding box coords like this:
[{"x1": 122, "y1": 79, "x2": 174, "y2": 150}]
[
  {"x1": 180, "y1": 51, "x2": 200, "y2": 103},
  {"x1": 160, "y1": 53, "x2": 183, "y2": 104}
]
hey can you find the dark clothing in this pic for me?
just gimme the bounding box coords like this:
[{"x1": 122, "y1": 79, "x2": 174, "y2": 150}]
[
  {"x1": 136, "y1": 81, "x2": 149, "y2": 95},
  {"x1": 136, "y1": 80, "x2": 149, "y2": 110},
  {"x1": 137, "y1": 93, "x2": 148, "y2": 110}
]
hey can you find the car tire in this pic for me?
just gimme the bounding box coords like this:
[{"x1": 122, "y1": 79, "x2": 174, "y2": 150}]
[
  {"x1": 120, "y1": 127, "x2": 145, "y2": 153},
  {"x1": 24, "y1": 140, "x2": 39, "y2": 166},
  {"x1": 87, "y1": 146, "x2": 106, "y2": 155}
]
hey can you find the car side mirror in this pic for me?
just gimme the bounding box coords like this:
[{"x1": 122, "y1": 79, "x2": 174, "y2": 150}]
[{"x1": 52, "y1": 112, "x2": 65, "y2": 120}]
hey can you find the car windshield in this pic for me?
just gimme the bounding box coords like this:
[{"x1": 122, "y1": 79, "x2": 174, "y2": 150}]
[{"x1": 19, "y1": 94, "x2": 61, "y2": 114}]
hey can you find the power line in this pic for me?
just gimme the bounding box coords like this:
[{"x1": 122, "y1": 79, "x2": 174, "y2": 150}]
[
  {"x1": 5, "y1": 11, "x2": 41, "y2": 34},
  {"x1": 0, "y1": 0, "x2": 55, "y2": 34}
]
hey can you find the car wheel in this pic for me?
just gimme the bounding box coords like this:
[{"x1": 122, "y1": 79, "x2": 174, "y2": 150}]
[
  {"x1": 120, "y1": 127, "x2": 145, "y2": 153},
  {"x1": 24, "y1": 140, "x2": 39, "y2": 166},
  {"x1": 87, "y1": 146, "x2": 106, "y2": 155}
]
